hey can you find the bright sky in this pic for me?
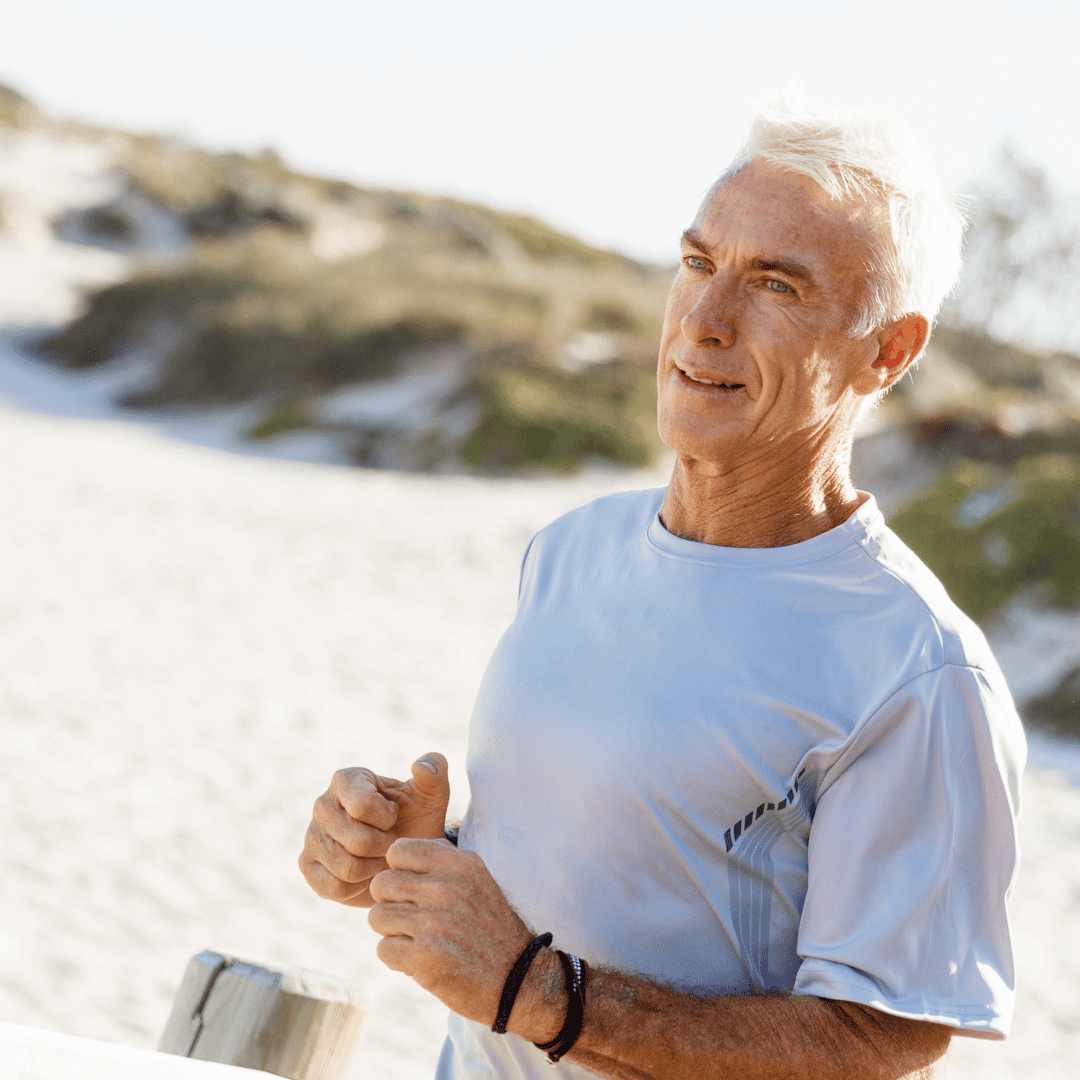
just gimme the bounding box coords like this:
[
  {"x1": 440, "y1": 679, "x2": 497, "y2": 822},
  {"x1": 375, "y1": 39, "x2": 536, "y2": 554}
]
[{"x1": 2, "y1": 0, "x2": 1077, "y2": 262}]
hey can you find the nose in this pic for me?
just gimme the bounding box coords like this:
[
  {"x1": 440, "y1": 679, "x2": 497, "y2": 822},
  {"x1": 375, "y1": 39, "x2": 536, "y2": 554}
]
[{"x1": 680, "y1": 274, "x2": 736, "y2": 348}]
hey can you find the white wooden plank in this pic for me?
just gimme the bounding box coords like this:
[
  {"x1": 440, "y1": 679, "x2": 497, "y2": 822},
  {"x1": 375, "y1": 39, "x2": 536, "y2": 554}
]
[{"x1": 0, "y1": 1021, "x2": 277, "y2": 1080}]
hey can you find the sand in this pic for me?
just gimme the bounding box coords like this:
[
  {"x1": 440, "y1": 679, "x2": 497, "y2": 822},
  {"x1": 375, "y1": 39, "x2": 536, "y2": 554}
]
[
  {"x1": 0, "y1": 397, "x2": 655, "y2": 1076},
  {"x1": 0, "y1": 400, "x2": 1073, "y2": 1078}
]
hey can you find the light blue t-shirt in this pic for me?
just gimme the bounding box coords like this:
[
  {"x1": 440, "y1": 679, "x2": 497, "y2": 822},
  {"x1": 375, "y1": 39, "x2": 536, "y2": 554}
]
[{"x1": 437, "y1": 488, "x2": 1025, "y2": 1079}]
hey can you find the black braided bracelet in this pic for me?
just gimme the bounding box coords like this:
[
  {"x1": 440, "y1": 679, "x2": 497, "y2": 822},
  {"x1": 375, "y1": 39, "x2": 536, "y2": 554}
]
[
  {"x1": 533, "y1": 950, "x2": 588, "y2": 1063},
  {"x1": 492, "y1": 932, "x2": 553, "y2": 1035}
]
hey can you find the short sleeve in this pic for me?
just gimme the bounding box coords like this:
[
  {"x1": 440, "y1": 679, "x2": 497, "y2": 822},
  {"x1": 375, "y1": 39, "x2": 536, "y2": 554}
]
[{"x1": 792, "y1": 663, "x2": 1025, "y2": 1039}]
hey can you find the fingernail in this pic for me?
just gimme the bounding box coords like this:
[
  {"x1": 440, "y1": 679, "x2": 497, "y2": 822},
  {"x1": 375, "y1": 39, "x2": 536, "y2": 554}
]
[{"x1": 416, "y1": 759, "x2": 438, "y2": 774}]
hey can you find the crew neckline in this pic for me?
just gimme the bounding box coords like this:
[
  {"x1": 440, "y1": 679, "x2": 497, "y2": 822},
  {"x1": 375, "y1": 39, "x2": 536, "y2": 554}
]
[{"x1": 645, "y1": 491, "x2": 882, "y2": 568}]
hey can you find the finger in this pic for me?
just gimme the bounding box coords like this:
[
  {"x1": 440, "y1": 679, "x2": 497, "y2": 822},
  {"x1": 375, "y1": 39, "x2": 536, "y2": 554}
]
[
  {"x1": 385, "y1": 836, "x2": 455, "y2": 873},
  {"x1": 331, "y1": 768, "x2": 399, "y2": 831},
  {"x1": 312, "y1": 798, "x2": 396, "y2": 859},
  {"x1": 404, "y1": 752, "x2": 451, "y2": 806},
  {"x1": 368, "y1": 868, "x2": 425, "y2": 904},
  {"x1": 306, "y1": 824, "x2": 388, "y2": 885},
  {"x1": 367, "y1": 901, "x2": 417, "y2": 938},
  {"x1": 375, "y1": 934, "x2": 414, "y2": 974},
  {"x1": 298, "y1": 852, "x2": 369, "y2": 906}
]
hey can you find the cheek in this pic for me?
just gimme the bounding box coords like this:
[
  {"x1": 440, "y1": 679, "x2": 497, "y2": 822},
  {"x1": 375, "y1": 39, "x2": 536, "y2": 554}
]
[
  {"x1": 656, "y1": 319, "x2": 685, "y2": 381},
  {"x1": 658, "y1": 280, "x2": 698, "y2": 343},
  {"x1": 778, "y1": 345, "x2": 864, "y2": 413}
]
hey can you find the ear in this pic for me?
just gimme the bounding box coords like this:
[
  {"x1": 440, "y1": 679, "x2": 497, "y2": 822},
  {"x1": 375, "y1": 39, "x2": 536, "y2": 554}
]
[{"x1": 850, "y1": 314, "x2": 929, "y2": 396}]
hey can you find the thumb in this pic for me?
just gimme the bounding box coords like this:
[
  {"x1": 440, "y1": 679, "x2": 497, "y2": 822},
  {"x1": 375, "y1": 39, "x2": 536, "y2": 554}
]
[{"x1": 408, "y1": 752, "x2": 450, "y2": 807}]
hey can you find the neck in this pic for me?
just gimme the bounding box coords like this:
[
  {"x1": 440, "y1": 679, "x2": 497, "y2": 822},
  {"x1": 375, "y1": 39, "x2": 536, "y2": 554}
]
[{"x1": 659, "y1": 429, "x2": 863, "y2": 549}]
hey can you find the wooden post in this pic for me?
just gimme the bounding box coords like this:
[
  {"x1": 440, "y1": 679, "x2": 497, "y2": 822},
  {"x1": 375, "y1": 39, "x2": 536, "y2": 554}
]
[{"x1": 159, "y1": 951, "x2": 367, "y2": 1080}]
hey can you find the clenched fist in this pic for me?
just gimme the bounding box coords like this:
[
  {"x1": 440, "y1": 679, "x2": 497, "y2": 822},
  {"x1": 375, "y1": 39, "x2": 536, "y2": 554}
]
[
  {"x1": 299, "y1": 752, "x2": 451, "y2": 908},
  {"x1": 367, "y1": 837, "x2": 559, "y2": 1037}
]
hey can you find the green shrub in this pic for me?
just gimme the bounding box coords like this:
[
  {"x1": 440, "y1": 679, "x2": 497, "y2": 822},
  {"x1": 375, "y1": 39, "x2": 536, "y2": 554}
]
[
  {"x1": 1023, "y1": 665, "x2": 1080, "y2": 740},
  {"x1": 460, "y1": 361, "x2": 658, "y2": 472},
  {"x1": 891, "y1": 454, "x2": 1080, "y2": 622},
  {"x1": 36, "y1": 271, "x2": 249, "y2": 368},
  {"x1": 248, "y1": 400, "x2": 317, "y2": 441}
]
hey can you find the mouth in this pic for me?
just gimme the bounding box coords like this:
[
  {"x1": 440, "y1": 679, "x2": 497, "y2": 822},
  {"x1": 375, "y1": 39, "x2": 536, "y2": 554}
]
[{"x1": 675, "y1": 363, "x2": 745, "y2": 391}]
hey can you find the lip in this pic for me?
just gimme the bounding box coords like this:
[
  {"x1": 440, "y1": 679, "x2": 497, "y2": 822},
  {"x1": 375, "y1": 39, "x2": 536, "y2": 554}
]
[{"x1": 673, "y1": 362, "x2": 747, "y2": 391}]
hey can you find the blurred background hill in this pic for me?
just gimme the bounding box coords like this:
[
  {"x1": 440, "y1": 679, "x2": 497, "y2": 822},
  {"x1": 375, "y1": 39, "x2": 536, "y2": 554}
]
[
  {"x1": 3, "y1": 80, "x2": 1080, "y2": 709},
  {"x1": 2, "y1": 67, "x2": 1080, "y2": 727},
  {"x1": 1, "y1": 82, "x2": 670, "y2": 474}
]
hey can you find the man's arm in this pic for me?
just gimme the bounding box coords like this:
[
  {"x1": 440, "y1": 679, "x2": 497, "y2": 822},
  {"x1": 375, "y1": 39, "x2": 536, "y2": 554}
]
[
  {"x1": 514, "y1": 955, "x2": 950, "y2": 1080},
  {"x1": 368, "y1": 838, "x2": 951, "y2": 1080}
]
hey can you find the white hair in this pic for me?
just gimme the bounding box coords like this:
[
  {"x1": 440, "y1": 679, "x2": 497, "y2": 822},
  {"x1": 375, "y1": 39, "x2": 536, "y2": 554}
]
[{"x1": 725, "y1": 93, "x2": 968, "y2": 340}]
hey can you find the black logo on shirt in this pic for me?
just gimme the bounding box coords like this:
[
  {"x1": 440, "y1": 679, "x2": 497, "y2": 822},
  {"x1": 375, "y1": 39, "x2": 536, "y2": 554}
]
[{"x1": 723, "y1": 773, "x2": 804, "y2": 853}]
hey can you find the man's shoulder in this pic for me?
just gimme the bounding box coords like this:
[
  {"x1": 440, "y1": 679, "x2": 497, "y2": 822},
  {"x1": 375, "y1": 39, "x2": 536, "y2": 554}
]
[
  {"x1": 530, "y1": 486, "x2": 666, "y2": 551},
  {"x1": 857, "y1": 514, "x2": 1001, "y2": 677}
]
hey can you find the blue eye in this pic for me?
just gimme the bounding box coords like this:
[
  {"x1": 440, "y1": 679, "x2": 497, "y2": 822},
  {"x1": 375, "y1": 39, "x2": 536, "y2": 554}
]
[
  {"x1": 686, "y1": 257, "x2": 709, "y2": 270},
  {"x1": 767, "y1": 280, "x2": 791, "y2": 293}
]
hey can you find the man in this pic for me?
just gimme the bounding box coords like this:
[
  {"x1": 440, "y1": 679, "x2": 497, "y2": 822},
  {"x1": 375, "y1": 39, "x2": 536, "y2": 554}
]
[{"x1": 300, "y1": 98, "x2": 1024, "y2": 1080}]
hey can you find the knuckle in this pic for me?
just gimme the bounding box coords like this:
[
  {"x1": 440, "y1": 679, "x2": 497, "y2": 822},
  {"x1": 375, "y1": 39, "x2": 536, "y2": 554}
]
[
  {"x1": 333, "y1": 768, "x2": 369, "y2": 799},
  {"x1": 368, "y1": 867, "x2": 394, "y2": 899},
  {"x1": 341, "y1": 787, "x2": 380, "y2": 822},
  {"x1": 375, "y1": 935, "x2": 407, "y2": 973},
  {"x1": 336, "y1": 831, "x2": 370, "y2": 860},
  {"x1": 347, "y1": 791, "x2": 377, "y2": 819},
  {"x1": 303, "y1": 869, "x2": 338, "y2": 901},
  {"x1": 427, "y1": 881, "x2": 454, "y2": 907},
  {"x1": 331, "y1": 850, "x2": 366, "y2": 884},
  {"x1": 368, "y1": 900, "x2": 400, "y2": 933},
  {"x1": 324, "y1": 877, "x2": 354, "y2": 902},
  {"x1": 341, "y1": 765, "x2": 375, "y2": 788},
  {"x1": 312, "y1": 800, "x2": 341, "y2": 836},
  {"x1": 300, "y1": 851, "x2": 362, "y2": 903}
]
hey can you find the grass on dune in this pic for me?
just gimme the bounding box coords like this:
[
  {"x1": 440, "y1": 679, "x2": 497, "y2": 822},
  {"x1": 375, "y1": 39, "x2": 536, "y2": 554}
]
[
  {"x1": 36, "y1": 217, "x2": 669, "y2": 472},
  {"x1": 891, "y1": 452, "x2": 1080, "y2": 623}
]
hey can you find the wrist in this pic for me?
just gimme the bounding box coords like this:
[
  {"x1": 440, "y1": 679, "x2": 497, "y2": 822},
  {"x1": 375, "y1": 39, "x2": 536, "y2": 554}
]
[{"x1": 506, "y1": 946, "x2": 567, "y2": 1044}]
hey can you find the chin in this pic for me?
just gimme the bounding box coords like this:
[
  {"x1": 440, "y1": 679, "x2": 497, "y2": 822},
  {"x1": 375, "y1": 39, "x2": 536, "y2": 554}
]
[{"x1": 657, "y1": 415, "x2": 745, "y2": 470}]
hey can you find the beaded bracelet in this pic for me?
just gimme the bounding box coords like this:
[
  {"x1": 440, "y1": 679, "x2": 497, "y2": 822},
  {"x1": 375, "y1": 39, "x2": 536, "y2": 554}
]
[{"x1": 533, "y1": 950, "x2": 588, "y2": 1063}]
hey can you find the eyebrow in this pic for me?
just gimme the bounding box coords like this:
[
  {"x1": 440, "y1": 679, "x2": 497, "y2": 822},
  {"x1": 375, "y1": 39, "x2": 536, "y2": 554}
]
[{"x1": 680, "y1": 229, "x2": 816, "y2": 285}]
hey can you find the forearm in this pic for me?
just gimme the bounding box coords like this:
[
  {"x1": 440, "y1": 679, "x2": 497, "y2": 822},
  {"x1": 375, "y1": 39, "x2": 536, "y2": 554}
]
[
  {"x1": 513, "y1": 953, "x2": 951, "y2": 1080},
  {"x1": 364, "y1": 842, "x2": 951, "y2": 1077}
]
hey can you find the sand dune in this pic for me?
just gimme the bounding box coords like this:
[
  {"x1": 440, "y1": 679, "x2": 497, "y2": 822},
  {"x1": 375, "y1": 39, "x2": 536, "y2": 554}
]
[{"x1": 0, "y1": 400, "x2": 1075, "y2": 1078}]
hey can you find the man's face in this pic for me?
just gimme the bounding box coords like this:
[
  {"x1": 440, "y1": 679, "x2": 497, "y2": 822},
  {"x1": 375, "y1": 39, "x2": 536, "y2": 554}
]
[{"x1": 656, "y1": 161, "x2": 883, "y2": 470}]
